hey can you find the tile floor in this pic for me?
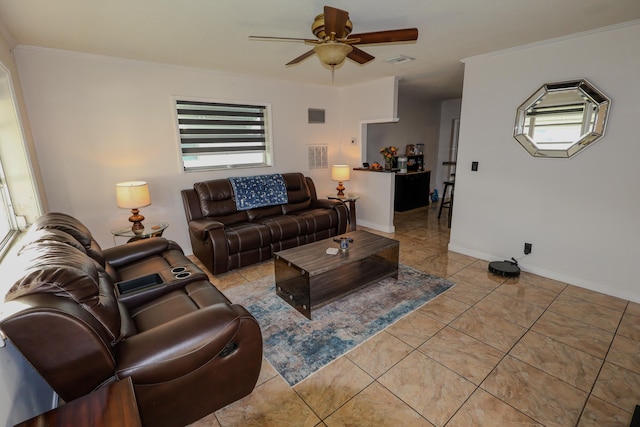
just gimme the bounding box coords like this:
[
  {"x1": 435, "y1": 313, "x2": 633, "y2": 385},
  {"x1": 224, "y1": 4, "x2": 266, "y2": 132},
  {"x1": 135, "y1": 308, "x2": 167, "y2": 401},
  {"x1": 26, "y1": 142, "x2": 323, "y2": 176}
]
[{"x1": 189, "y1": 204, "x2": 640, "y2": 427}]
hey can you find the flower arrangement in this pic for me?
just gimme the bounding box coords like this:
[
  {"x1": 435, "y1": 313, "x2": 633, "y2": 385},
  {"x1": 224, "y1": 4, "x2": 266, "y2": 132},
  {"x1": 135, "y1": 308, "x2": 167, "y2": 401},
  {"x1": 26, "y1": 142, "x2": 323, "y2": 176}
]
[{"x1": 380, "y1": 146, "x2": 398, "y2": 161}]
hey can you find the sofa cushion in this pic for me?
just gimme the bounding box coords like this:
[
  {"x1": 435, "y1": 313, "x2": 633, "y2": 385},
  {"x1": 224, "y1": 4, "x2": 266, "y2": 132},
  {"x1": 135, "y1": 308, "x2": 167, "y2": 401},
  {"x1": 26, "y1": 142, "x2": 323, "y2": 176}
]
[
  {"x1": 29, "y1": 212, "x2": 106, "y2": 268},
  {"x1": 185, "y1": 281, "x2": 231, "y2": 307},
  {"x1": 281, "y1": 173, "x2": 312, "y2": 214},
  {"x1": 194, "y1": 179, "x2": 247, "y2": 221},
  {"x1": 19, "y1": 228, "x2": 87, "y2": 256},
  {"x1": 7, "y1": 241, "x2": 121, "y2": 343},
  {"x1": 281, "y1": 200, "x2": 312, "y2": 215},
  {"x1": 129, "y1": 281, "x2": 230, "y2": 331},
  {"x1": 246, "y1": 205, "x2": 282, "y2": 221},
  {"x1": 253, "y1": 215, "x2": 308, "y2": 241},
  {"x1": 292, "y1": 208, "x2": 340, "y2": 233},
  {"x1": 225, "y1": 222, "x2": 271, "y2": 254}
]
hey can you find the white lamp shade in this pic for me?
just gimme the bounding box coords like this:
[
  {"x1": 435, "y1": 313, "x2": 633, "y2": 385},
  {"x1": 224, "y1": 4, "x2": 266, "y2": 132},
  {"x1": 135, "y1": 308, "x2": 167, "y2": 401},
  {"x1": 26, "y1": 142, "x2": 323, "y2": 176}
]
[
  {"x1": 331, "y1": 165, "x2": 351, "y2": 182},
  {"x1": 116, "y1": 181, "x2": 151, "y2": 209}
]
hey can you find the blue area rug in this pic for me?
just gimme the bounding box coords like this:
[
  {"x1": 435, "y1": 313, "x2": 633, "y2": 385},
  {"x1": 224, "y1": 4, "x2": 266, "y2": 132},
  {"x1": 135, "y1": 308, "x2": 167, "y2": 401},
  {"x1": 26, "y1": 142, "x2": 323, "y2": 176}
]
[{"x1": 224, "y1": 264, "x2": 455, "y2": 386}]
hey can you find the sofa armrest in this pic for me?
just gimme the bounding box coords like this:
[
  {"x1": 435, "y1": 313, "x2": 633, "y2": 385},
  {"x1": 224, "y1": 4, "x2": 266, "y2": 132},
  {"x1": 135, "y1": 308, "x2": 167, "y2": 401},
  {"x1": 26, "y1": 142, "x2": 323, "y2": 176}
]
[
  {"x1": 103, "y1": 238, "x2": 175, "y2": 268},
  {"x1": 311, "y1": 198, "x2": 342, "y2": 209},
  {"x1": 186, "y1": 219, "x2": 230, "y2": 275},
  {"x1": 311, "y1": 198, "x2": 349, "y2": 234},
  {"x1": 115, "y1": 303, "x2": 261, "y2": 383},
  {"x1": 1, "y1": 296, "x2": 117, "y2": 402},
  {"x1": 188, "y1": 218, "x2": 225, "y2": 241}
]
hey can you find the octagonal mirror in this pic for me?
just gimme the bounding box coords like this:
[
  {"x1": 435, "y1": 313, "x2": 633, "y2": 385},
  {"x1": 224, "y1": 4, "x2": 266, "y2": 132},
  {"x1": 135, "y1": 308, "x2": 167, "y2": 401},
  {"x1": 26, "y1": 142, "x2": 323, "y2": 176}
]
[{"x1": 514, "y1": 79, "x2": 610, "y2": 158}]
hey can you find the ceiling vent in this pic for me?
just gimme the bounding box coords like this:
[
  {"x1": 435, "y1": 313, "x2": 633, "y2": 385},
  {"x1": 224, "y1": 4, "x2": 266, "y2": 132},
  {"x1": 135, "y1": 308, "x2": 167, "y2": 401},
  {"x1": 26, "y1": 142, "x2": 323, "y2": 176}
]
[{"x1": 384, "y1": 55, "x2": 415, "y2": 65}]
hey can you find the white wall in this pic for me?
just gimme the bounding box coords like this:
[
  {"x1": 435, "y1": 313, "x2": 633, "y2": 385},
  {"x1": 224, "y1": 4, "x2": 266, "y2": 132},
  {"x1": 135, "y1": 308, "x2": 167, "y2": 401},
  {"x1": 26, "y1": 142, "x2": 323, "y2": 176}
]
[
  {"x1": 450, "y1": 22, "x2": 640, "y2": 302},
  {"x1": 338, "y1": 75, "x2": 398, "y2": 167},
  {"x1": 335, "y1": 76, "x2": 399, "y2": 232},
  {"x1": 366, "y1": 96, "x2": 441, "y2": 191},
  {"x1": 13, "y1": 47, "x2": 398, "y2": 251},
  {"x1": 350, "y1": 169, "x2": 396, "y2": 232}
]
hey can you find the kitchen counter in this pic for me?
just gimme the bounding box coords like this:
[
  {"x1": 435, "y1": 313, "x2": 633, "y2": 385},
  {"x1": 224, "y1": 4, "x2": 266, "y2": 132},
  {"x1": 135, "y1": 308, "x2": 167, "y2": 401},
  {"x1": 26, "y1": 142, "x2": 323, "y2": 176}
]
[
  {"x1": 353, "y1": 168, "x2": 431, "y2": 175},
  {"x1": 354, "y1": 168, "x2": 431, "y2": 212}
]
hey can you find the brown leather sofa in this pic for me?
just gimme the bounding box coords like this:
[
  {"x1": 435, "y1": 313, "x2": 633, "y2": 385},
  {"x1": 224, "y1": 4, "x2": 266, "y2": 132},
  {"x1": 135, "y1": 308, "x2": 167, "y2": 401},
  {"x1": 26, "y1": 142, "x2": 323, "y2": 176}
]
[
  {"x1": 181, "y1": 172, "x2": 348, "y2": 275},
  {"x1": 0, "y1": 212, "x2": 262, "y2": 427}
]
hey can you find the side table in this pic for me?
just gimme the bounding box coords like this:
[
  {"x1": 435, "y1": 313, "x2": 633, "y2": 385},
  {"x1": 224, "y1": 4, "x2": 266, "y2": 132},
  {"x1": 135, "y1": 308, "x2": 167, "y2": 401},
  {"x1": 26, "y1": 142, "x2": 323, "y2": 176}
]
[
  {"x1": 328, "y1": 194, "x2": 360, "y2": 232},
  {"x1": 15, "y1": 377, "x2": 142, "y2": 427},
  {"x1": 111, "y1": 222, "x2": 168, "y2": 244}
]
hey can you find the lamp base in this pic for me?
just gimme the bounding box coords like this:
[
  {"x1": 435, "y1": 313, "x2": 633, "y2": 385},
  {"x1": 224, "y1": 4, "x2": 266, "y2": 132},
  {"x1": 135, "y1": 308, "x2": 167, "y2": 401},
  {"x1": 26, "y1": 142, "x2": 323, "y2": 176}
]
[
  {"x1": 129, "y1": 209, "x2": 145, "y2": 235},
  {"x1": 336, "y1": 182, "x2": 345, "y2": 198}
]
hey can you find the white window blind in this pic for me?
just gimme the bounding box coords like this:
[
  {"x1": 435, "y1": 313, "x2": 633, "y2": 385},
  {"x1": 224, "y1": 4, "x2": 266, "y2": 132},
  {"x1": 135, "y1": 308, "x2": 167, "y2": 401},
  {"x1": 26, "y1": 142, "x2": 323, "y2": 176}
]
[{"x1": 175, "y1": 99, "x2": 273, "y2": 171}]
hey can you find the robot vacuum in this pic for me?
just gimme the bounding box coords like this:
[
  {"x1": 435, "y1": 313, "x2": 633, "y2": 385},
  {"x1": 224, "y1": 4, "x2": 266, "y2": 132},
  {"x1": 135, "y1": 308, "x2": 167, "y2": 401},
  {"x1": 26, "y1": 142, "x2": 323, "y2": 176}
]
[{"x1": 488, "y1": 259, "x2": 521, "y2": 277}]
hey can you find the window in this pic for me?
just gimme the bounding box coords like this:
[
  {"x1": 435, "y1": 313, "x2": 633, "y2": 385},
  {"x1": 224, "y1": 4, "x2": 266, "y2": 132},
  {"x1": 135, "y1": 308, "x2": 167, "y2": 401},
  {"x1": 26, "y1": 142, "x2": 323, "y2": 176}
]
[
  {"x1": 0, "y1": 65, "x2": 23, "y2": 259},
  {"x1": 0, "y1": 159, "x2": 17, "y2": 254},
  {"x1": 175, "y1": 99, "x2": 273, "y2": 171}
]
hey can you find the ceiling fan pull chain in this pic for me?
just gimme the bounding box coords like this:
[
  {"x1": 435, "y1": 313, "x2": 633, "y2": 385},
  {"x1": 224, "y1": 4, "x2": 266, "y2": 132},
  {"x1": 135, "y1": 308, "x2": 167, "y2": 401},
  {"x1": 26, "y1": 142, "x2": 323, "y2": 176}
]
[{"x1": 331, "y1": 65, "x2": 335, "y2": 84}]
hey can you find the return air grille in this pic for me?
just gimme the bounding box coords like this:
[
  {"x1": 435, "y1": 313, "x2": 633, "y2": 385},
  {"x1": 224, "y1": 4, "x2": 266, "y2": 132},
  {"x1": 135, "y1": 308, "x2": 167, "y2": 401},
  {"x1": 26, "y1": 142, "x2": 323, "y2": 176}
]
[{"x1": 308, "y1": 108, "x2": 325, "y2": 124}]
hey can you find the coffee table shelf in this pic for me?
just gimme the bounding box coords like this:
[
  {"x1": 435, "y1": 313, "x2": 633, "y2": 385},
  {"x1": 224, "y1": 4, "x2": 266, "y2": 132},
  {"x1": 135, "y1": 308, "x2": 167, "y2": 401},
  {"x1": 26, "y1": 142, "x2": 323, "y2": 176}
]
[{"x1": 274, "y1": 230, "x2": 399, "y2": 319}]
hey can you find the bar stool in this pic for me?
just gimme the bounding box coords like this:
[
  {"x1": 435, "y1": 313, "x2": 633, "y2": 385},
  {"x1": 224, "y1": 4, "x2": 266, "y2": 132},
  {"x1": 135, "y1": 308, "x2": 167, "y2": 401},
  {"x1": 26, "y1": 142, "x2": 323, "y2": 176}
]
[{"x1": 438, "y1": 180, "x2": 455, "y2": 228}]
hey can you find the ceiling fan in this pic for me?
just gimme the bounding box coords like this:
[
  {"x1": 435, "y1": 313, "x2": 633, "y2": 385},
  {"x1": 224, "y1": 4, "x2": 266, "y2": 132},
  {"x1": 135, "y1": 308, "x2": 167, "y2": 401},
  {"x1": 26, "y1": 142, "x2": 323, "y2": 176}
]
[{"x1": 249, "y1": 6, "x2": 418, "y2": 80}]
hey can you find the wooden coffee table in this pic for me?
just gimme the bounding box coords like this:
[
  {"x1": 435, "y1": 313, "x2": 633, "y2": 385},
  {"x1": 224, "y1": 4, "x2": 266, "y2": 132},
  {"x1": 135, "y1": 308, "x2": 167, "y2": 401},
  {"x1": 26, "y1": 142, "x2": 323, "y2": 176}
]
[{"x1": 274, "y1": 230, "x2": 399, "y2": 319}]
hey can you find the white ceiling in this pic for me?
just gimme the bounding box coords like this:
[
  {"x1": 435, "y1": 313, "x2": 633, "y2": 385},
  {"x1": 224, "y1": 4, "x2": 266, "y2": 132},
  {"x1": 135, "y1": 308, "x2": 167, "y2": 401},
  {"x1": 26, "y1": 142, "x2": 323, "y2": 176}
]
[{"x1": 1, "y1": 0, "x2": 639, "y2": 101}]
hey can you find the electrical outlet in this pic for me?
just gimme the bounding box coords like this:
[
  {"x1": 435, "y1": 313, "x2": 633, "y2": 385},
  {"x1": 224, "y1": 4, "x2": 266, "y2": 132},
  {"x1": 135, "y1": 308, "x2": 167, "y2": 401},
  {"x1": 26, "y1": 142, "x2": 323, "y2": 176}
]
[{"x1": 524, "y1": 242, "x2": 532, "y2": 255}]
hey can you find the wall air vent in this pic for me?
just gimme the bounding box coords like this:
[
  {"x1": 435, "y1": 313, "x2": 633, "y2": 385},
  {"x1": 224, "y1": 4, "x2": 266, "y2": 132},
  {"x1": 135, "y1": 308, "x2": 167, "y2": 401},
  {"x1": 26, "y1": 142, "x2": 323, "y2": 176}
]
[
  {"x1": 307, "y1": 145, "x2": 328, "y2": 170},
  {"x1": 308, "y1": 108, "x2": 325, "y2": 124}
]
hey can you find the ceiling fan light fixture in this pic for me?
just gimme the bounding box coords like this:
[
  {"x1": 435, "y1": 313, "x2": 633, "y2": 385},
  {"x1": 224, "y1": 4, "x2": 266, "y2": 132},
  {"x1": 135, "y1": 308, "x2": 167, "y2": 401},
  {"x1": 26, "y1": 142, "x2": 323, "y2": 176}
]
[{"x1": 313, "y1": 42, "x2": 353, "y2": 67}]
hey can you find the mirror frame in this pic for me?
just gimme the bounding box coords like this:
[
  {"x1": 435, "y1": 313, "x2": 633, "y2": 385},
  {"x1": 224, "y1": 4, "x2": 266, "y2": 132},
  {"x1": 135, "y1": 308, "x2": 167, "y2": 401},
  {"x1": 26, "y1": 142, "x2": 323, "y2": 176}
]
[{"x1": 513, "y1": 79, "x2": 611, "y2": 158}]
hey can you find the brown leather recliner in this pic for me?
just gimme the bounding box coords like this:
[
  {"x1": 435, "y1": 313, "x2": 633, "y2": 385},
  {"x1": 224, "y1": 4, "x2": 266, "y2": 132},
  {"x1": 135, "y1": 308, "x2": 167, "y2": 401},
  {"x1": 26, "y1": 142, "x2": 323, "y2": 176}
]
[{"x1": 0, "y1": 213, "x2": 263, "y2": 427}]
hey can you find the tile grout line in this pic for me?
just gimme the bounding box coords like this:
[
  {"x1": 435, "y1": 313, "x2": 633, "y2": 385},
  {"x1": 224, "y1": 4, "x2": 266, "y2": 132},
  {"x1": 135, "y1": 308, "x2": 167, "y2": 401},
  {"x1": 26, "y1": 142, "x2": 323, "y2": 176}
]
[
  {"x1": 441, "y1": 274, "x2": 577, "y2": 426},
  {"x1": 444, "y1": 274, "x2": 546, "y2": 425},
  {"x1": 575, "y1": 299, "x2": 632, "y2": 421}
]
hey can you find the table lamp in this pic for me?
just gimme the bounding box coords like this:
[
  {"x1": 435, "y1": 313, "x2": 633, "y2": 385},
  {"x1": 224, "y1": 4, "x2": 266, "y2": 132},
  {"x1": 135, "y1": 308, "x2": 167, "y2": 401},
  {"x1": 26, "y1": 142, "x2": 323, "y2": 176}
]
[
  {"x1": 331, "y1": 165, "x2": 350, "y2": 198},
  {"x1": 116, "y1": 181, "x2": 151, "y2": 235}
]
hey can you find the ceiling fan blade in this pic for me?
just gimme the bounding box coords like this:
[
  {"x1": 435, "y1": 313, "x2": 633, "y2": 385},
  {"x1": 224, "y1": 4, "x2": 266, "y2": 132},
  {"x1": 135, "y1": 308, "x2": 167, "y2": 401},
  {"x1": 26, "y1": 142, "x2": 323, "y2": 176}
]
[
  {"x1": 324, "y1": 6, "x2": 349, "y2": 40},
  {"x1": 286, "y1": 49, "x2": 316, "y2": 66},
  {"x1": 349, "y1": 28, "x2": 419, "y2": 45},
  {"x1": 348, "y1": 46, "x2": 375, "y2": 64},
  {"x1": 249, "y1": 35, "x2": 317, "y2": 43}
]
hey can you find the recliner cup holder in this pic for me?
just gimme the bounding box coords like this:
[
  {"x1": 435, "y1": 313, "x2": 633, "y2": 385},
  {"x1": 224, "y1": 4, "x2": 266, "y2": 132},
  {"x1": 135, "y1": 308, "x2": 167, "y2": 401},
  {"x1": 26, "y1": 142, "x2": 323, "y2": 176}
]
[
  {"x1": 171, "y1": 266, "x2": 187, "y2": 274},
  {"x1": 175, "y1": 271, "x2": 191, "y2": 279}
]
